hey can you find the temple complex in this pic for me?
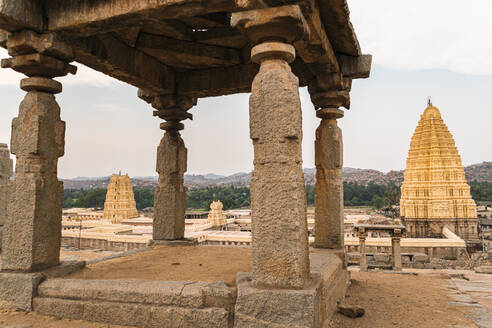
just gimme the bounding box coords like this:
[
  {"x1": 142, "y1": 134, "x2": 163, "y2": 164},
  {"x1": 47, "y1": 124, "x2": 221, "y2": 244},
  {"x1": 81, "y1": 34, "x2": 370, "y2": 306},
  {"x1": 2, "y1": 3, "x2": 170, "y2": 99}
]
[
  {"x1": 400, "y1": 102, "x2": 478, "y2": 240},
  {"x1": 0, "y1": 143, "x2": 12, "y2": 248},
  {"x1": 103, "y1": 173, "x2": 138, "y2": 224},
  {"x1": 208, "y1": 200, "x2": 227, "y2": 227},
  {"x1": 0, "y1": 1, "x2": 371, "y2": 326}
]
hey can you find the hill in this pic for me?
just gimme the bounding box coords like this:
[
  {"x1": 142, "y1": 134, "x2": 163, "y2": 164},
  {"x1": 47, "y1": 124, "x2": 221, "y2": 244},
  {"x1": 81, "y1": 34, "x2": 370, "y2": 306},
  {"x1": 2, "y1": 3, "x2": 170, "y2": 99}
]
[{"x1": 62, "y1": 162, "x2": 492, "y2": 189}]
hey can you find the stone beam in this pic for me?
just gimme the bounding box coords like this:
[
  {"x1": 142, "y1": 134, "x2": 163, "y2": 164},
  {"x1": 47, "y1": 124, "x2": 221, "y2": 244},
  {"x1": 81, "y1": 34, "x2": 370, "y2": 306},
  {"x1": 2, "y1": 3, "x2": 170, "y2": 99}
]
[
  {"x1": 176, "y1": 64, "x2": 257, "y2": 98},
  {"x1": 295, "y1": 3, "x2": 339, "y2": 74},
  {"x1": 46, "y1": 0, "x2": 236, "y2": 34},
  {"x1": 135, "y1": 33, "x2": 242, "y2": 69},
  {"x1": 0, "y1": 0, "x2": 43, "y2": 32},
  {"x1": 337, "y1": 54, "x2": 372, "y2": 79},
  {"x1": 72, "y1": 34, "x2": 175, "y2": 94}
]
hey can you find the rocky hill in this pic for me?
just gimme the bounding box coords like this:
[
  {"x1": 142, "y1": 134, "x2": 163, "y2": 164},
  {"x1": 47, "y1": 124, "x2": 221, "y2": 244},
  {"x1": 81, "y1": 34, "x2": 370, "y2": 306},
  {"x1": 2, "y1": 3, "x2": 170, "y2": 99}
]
[{"x1": 62, "y1": 162, "x2": 492, "y2": 189}]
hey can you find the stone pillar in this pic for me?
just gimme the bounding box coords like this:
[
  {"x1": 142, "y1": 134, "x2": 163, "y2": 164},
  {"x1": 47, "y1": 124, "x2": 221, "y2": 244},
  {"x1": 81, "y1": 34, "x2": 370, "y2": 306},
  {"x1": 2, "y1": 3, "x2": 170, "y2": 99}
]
[
  {"x1": 232, "y1": 6, "x2": 310, "y2": 289},
  {"x1": 392, "y1": 229, "x2": 402, "y2": 271},
  {"x1": 0, "y1": 143, "x2": 13, "y2": 248},
  {"x1": 358, "y1": 228, "x2": 367, "y2": 272},
  {"x1": 138, "y1": 92, "x2": 194, "y2": 241},
  {"x1": 314, "y1": 108, "x2": 344, "y2": 249},
  {"x1": 0, "y1": 30, "x2": 76, "y2": 271}
]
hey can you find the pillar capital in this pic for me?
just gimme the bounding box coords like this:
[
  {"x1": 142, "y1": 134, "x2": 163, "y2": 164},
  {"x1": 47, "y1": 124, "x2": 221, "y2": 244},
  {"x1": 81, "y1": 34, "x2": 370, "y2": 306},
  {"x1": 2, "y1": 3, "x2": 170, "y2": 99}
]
[
  {"x1": 308, "y1": 76, "x2": 351, "y2": 110},
  {"x1": 1, "y1": 30, "x2": 76, "y2": 79},
  {"x1": 231, "y1": 5, "x2": 310, "y2": 44},
  {"x1": 138, "y1": 89, "x2": 196, "y2": 133}
]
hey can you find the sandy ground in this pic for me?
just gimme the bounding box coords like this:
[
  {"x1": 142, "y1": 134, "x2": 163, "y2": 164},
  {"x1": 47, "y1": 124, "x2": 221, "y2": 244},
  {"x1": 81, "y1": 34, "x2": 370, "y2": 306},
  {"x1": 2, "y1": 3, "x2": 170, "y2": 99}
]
[
  {"x1": 331, "y1": 271, "x2": 476, "y2": 328},
  {"x1": 60, "y1": 248, "x2": 118, "y2": 262},
  {"x1": 65, "y1": 245, "x2": 253, "y2": 286}
]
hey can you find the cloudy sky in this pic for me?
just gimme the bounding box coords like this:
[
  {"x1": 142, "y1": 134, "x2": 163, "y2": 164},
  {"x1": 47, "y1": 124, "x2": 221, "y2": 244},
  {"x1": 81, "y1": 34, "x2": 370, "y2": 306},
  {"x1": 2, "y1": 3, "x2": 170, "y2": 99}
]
[{"x1": 0, "y1": 0, "x2": 491, "y2": 178}]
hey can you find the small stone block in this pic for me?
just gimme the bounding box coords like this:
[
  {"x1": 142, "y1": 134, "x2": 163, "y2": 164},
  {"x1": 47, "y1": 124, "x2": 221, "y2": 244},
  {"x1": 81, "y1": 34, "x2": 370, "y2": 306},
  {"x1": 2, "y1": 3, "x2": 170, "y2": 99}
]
[
  {"x1": 316, "y1": 107, "x2": 344, "y2": 119},
  {"x1": 0, "y1": 272, "x2": 44, "y2": 311},
  {"x1": 20, "y1": 77, "x2": 62, "y2": 94},
  {"x1": 234, "y1": 273, "x2": 318, "y2": 327},
  {"x1": 251, "y1": 42, "x2": 295, "y2": 64}
]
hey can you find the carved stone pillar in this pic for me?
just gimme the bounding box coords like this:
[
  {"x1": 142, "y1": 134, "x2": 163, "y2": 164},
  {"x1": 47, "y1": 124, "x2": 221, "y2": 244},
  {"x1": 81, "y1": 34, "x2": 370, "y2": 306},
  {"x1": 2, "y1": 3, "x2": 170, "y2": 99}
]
[
  {"x1": 1, "y1": 30, "x2": 76, "y2": 271},
  {"x1": 138, "y1": 91, "x2": 194, "y2": 241},
  {"x1": 232, "y1": 6, "x2": 310, "y2": 289},
  {"x1": 309, "y1": 79, "x2": 350, "y2": 251},
  {"x1": 392, "y1": 228, "x2": 402, "y2": 271},
  {"x1": 358, "y1": 228, "x2": 367, "y2": 272},
  {"x1": 0, "y1": 143, "x2": 13, "y2": 248}
]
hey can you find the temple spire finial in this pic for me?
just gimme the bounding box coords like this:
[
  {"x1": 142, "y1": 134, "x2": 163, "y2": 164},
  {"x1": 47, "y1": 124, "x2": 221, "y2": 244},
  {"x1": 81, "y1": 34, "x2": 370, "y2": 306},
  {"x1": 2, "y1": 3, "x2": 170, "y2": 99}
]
[{"x1": 427, "y1": 96, "x2": 432, "y2": 107}]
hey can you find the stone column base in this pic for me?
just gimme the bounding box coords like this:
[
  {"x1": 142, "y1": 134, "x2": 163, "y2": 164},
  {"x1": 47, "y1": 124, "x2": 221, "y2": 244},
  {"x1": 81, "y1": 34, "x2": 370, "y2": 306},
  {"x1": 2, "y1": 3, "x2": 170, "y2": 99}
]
[
  {"x1": 0, "y1": 272, "x2": 44, "y2": 311},
  {"x1": 234, "y1": 251, "x2": 347, "y2": 328}
]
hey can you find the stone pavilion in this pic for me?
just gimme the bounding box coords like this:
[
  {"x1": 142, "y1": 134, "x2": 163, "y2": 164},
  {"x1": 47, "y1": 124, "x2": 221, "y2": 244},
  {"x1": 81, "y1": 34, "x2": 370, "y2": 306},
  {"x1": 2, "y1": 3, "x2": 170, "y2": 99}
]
[
  {"x1": 400, "y1": 102, "x2": 478, "y2": 241},
  {"x1": 0, "y1": 1, "x2": 371, "y2": 326}
]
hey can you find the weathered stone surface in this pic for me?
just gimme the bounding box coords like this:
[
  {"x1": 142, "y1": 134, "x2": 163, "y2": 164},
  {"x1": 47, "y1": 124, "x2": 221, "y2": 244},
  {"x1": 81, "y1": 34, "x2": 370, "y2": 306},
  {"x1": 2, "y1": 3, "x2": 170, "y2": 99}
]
[
  {"x1": 45, "y1": 0, "x2": 236, "y2": 34},
  {"x1": 154, "y1": 132, "x2": 187, "y2": 240},
  {"x1": 314, "y1": 116, "x2": 344, "y2": 249},
  {"x1": 248, "y1": 45, "x2": 309, "y2": 289},
  {"x1": 2, "y1": 90, "x2": 65, "y2": 272},
  {"x1": 136, "y1": 32, "x2": 242, "y2": 69},
  {"x1": 231, "y1": 5, "x2": 310, "y2": 44},
  {"x1": 34, "y1": 297, "x2": 231, "y2": 328},
  {"x1": 0, "y1": 0, "x2": 43, "y2": 32},
  {"x1": 35, "y1": 279, "x2": 233, "y2": 327},
  {"x1": 0, "y1": 143, "x2": 12, "y2": 247},
  {"x1": 37, "y1": 279, "x2": 234, "y2": 309},
  {"x1": 337, "y1": 54, "x2": 372, "y2": 78},
  {"x1": 234, "y1": 252, "x2": 347, "y2": 328},
  {"x1": 0, "y1": 272, "x2": 43, "y2": 311},
  {"x1": 391, "y1": 236, "x2": 402, "y2": 271}
]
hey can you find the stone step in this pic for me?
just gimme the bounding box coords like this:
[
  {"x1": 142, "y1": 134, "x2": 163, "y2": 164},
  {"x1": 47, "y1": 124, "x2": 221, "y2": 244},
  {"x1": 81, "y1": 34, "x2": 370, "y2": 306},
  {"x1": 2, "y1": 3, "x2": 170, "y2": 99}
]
[{"x1": 34, "y1": 278, "x2": 235, "y2": 328}]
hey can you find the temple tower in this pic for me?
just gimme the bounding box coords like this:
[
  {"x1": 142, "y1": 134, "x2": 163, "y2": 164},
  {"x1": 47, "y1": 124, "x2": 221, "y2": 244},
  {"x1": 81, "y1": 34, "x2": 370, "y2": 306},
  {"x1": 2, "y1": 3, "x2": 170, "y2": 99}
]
[
  {"x1": 208, "y1": 200, "x2": 227, "y2": 227},
  {"x1": 103, "y1": 173, "x2": 138, "y2": 224},
  {"x1": 400, "y1": 102, "x2": 478, "y2": 240}
]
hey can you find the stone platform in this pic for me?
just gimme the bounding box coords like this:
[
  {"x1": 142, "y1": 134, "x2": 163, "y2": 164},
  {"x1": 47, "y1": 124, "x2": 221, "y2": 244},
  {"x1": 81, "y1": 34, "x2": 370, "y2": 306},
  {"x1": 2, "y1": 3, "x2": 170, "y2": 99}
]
[{"x1": 0, "y1": 247, "x2": 346, "y2": 328}]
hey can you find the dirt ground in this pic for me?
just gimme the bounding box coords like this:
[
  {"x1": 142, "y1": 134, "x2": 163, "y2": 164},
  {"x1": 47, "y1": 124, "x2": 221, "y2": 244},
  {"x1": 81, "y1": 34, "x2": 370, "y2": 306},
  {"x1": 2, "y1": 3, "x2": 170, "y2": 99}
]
[
  {"x1": 65, "y1": 245, "x2": 253, "y2": 286},
  {"x1": 0, "y1": 310, "x2": 133, "y2": 328},
  {"x1": 331, "y1": 271, "x2": 476, "y2": 328}
]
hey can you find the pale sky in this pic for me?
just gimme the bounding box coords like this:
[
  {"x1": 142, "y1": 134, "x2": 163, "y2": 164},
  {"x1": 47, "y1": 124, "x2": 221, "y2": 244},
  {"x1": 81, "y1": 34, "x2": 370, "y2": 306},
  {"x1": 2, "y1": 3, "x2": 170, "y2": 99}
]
[{"x1": 0, "y1": 0, "x2": 491, "y2": 178}]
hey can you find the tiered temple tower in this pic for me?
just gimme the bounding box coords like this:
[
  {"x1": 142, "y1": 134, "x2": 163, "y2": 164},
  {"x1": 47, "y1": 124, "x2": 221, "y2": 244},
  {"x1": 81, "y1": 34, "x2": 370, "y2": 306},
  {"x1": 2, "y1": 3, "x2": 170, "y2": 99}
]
[
  {"x1": 400, "y1": 102, "x2": 478, "y2": 240},
  {"x1": 207, "y1": 200, "x2": 227, "y2": 227},
  {"x1": 103, "y1": 173, "x2": 138, "y2": 224}
]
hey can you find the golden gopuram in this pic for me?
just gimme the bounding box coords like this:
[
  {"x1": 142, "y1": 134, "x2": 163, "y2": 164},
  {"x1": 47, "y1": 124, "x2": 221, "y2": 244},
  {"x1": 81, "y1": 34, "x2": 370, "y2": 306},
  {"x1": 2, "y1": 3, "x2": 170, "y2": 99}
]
[
  {"x1": 400, "y1": 102, "x2": 478, "y2": 241},
  {"x1": 103, "y1": 173, "x2": 138, "y2": 224}
]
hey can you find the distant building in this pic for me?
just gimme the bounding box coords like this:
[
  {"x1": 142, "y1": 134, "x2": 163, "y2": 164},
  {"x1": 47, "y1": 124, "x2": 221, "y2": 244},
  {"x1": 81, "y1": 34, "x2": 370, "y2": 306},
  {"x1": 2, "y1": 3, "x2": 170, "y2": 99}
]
[
  {"x1": 207, "y1": 200, "x2": 227, "y2": 227},
  {"x1": 400, "y1": 102, "x2": 478, "y2": 240},
  {"x1": 103, "y1": 173, "x2": 138, "y2": 224}
]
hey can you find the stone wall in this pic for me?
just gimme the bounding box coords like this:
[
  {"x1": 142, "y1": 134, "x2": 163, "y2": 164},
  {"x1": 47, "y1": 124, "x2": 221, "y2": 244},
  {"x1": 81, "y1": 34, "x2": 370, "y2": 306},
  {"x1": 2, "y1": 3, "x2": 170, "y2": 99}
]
[{"x1": 62, "y1": 236, "x2": 147, "y2": 252}]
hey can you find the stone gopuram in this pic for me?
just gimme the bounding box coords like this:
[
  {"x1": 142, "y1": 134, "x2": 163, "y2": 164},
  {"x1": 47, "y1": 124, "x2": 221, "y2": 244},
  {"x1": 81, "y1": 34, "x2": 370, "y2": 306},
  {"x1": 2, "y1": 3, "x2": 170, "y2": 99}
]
[
  {"x1": 103, "y1": 173, "x2": 138, "y2": 224},
  {"x1": 400, "y1": 102, "x2": 478, "y2": 240},
  {"x1": 208, "y1": 200, "x2": 227, "y2": 227},
  {"x1": 0, "y1": 0, "x2": 371, "y2": 325},
  {"x1": 0, "y1": 143, "x2": 13, "y2": 248}
]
